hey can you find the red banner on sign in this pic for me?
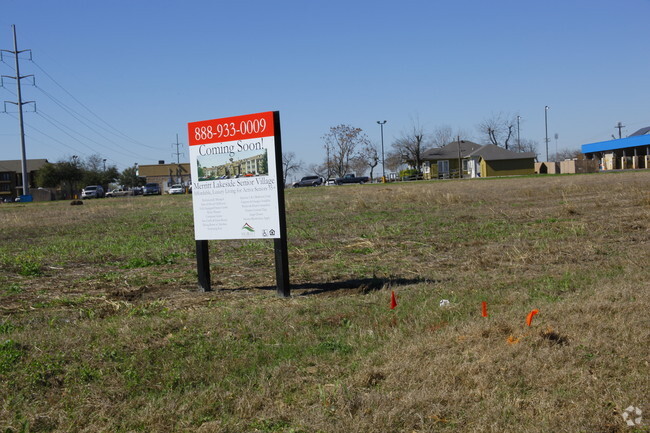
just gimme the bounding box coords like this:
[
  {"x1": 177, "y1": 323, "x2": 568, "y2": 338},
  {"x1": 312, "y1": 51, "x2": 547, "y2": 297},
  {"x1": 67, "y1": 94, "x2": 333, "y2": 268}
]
[{"x1": 188, "y1": 111, "x2": 275, "y2": 146}]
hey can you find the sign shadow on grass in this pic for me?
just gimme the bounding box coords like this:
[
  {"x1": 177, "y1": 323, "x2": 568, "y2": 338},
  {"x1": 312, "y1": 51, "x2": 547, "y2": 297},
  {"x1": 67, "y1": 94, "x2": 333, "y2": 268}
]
[{"x1": 237, "y1": 276, "x2": 442, "y2": 296}]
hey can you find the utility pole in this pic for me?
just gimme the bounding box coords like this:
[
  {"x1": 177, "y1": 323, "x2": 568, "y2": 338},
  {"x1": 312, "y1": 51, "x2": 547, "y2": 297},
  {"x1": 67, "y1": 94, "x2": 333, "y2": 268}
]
[
  {"x1": 544, "y1": 106, "x2": 550, "y2": 162},
  {"x1": 615, "y1": 122, "x2": 625, "y2": 139},
  {"x1": 2, "y1": 25, "x2": 34, "y2": 197},
  {"x1": 457, "y1": 135, "x2": 462, "y2": 179},
  {"x1": 517, "y1": 115, "x2": 521, "y2": 152},
  {"x1": 325, "y1": 142, "x2": 331, "y2": 180},
  {"x1": 171, "y1": 134, "x2": 186, "y2": 186},
  {"x1": 172, "y1": 134, "x2": 184, "y2": 164}
]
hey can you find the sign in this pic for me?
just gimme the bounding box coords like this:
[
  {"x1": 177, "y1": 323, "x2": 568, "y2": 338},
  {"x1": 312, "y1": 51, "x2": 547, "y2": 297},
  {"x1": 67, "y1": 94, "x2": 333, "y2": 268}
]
[{"x1": 188, "y1": 111, "x2": 281, "y2": 240}]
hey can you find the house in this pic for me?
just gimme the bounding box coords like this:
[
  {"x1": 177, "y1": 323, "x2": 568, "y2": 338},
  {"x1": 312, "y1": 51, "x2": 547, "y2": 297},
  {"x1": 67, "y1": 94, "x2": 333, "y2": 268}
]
[
  {"x1": 581, "y1": 127, "x2": 650, "y2": 170},
  {"x1": 0, "y1": 159, "x2": 49, "y2": 201},
  {"x1": 466, "y1": 144, "x2": 536, "y2": 178},
  {"x1": 138, "y1": 161, "x2": 191, "y2": 193},
  {"x1": 421, "y1": 140, "x2": 536, "y2": 179},
  {"x1": 421, "y1": 140, "x2": 482, "y2": 179}
]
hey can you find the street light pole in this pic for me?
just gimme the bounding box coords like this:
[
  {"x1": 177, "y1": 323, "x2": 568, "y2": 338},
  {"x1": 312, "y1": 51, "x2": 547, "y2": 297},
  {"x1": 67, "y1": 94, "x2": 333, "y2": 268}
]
[
  {"x1": 544, "y1": 106, "x2": 549, "y2": 162},
  {"x1": 377, "y1": 120, "x2": 387, "y2": 181}
]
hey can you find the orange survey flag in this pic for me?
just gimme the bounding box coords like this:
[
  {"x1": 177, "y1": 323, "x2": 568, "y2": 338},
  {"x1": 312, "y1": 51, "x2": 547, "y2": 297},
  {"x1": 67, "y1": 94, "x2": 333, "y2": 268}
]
[
  {"x1": 390, "y1": 291, "x2": 397, "y2": 309},
  {"x1": 526, "y1": 309, "x2": 539, "y2": 326},
  {"x1": 481, "y1": 301, "x2": 488, "y2": 317}
]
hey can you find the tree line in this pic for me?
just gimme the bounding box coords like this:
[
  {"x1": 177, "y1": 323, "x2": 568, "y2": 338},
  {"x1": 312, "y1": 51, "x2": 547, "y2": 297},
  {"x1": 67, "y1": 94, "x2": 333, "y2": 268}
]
[
  {"x1": 36, "y1": 154, "x2": 144, "y2": 198},
  {"x1": 282, "y1": 114, "x2": 544, "y2": 183}
]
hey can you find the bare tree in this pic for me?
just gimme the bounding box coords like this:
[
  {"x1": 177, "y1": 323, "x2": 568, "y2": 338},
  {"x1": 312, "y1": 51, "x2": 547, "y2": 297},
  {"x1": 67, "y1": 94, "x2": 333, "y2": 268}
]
[
  {"x1": 83, "y1": 154, "x2": 105, "y2": 172},
  {"x1": 281, "y1": 151, "x2": 302, "y2": 186},
  {"x1": 322, "y1": 124, "x2": 370, "y2": 177},
  {"x1": 354, "y1": 141, "x2": 380, "y2": 181},
  {"x1": 384, "y1": 151, "x2": 404, "y2": 173},
  {"x1": 554, "y1": 148, "x2": 583, "y2": 161},
  {"x1": 308, "y1": 162, "x2": 329, "y2": 181},
  {"x1": 431, "y1": 125, "x2": 454, "y2": 148},
  {"x1": 392, "y1": 122, "x2": 428, "y2": 172},
  {"x1": 478, "y1": 113, "x2": 516, "y2": 149},
  {"x1": 518, "y1": 138, "x2": 539, "y2": 158},
  {"x1": 348, "y1": 157, "x2": 368, "y2": 178}
]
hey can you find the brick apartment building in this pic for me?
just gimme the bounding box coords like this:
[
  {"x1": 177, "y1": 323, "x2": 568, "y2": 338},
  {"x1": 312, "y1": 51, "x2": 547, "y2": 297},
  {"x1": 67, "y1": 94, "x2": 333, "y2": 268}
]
[
  {"x1": 137, "y1": 161, "x2": 191, "y2": 194},
  {"x1": 0, "y1": 159, "x2": 49, "y2": 201}
]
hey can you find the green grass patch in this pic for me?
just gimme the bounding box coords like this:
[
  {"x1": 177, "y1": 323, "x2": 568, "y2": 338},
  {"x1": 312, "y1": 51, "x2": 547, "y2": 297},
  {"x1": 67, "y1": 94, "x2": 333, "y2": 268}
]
[
  {"x1": 0, "y1": 339, "x2": 26, "y2": 374},
  {"x1": 0, "y1": 174, "x2": 649, "y2": 432}
]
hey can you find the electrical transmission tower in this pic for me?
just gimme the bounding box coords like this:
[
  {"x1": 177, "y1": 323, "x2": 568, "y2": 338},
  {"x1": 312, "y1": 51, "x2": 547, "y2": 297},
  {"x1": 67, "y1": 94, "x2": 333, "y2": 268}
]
[
  {"x1": 172, "y1": 133, "x2": 184, "y2": 164},
  {"x1": 1, "y1": 25, "x2": 34, "y2": 196}
]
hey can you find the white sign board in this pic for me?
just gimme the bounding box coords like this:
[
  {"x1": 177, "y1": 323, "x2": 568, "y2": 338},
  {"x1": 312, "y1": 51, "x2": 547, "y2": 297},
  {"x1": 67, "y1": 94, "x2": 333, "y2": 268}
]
[{"x1": 187, "y1": 111, "x2": 281, "y2": 240}]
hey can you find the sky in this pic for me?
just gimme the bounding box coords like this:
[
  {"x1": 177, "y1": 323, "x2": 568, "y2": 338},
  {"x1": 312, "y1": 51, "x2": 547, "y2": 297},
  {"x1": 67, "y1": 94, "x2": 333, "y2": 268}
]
[{"x1": 1, "y1": 0, "x2": 649, "y2": 180}]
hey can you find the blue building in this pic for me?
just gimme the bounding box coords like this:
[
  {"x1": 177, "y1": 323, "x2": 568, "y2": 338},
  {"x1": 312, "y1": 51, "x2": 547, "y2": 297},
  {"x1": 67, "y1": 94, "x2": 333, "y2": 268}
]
[{"x1": 581, "y1": 127, "x2": 650, "y2": 170}]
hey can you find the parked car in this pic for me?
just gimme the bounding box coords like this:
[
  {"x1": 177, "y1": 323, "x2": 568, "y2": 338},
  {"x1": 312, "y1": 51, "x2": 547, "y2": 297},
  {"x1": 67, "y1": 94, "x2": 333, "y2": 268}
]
[
  {"x1": 105, "y1": 188, "x2": 132, "y2": 198},
  {"x1": 293, "y1": 176, "x2": 323, "y2": 187},
  {"x1": 168, "y1": 184, "x2": 185, "y2": 194},
  {"x1": 335, "y1": 174, "x2": 369, "y2": 185},
  {"x1": 143, "y1": 183, "x2": 161, "y2": 195},
  {"x1": 132, "y1": 187, "x2": 143, "y2": 195},
  {"x1": 81, "y1": 185, "x2": 105, "y2": 199}
]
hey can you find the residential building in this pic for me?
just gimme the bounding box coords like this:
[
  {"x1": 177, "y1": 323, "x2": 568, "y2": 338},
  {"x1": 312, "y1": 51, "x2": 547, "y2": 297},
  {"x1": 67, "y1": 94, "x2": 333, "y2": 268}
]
[
  {"x1": 0, "y1": 159, "x2": 49, "y2": 201},
  {"x1": 466, "y1": 144, "x2": 536, "y2": 178},
  {"x1": 138, "y1": 162, "x2": 191, "y2": 193},
  {"x1": 201, "y1": 152, "x2": 268, "y2": 180},
  {"x1": 421, "y1": 140, "x2": 482, "y2": 179},
  {"x1": 421, "y1": 140, "x2": 535, "y2": 179}
]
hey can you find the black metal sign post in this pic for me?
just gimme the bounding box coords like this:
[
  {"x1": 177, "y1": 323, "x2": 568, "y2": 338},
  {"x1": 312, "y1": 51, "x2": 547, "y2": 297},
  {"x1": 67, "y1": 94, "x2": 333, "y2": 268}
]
[
  {"x1": 196, "y1": 239, "x2": 211, "y2": 292},
  {"x1": 272, "y1": 111, "x2": 290, "y2": 297},
  {"x1": 190, "y1": 111, "x2": 289, "y2": 296}
]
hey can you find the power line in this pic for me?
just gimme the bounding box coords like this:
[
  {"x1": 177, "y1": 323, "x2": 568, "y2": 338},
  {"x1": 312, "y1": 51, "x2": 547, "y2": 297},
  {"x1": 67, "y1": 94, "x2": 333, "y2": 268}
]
[
  {"x1": 30, "y1": 59, "x2": 160, "y2": 150},
  {"x1": 34, "y1": 86, "x2": 154, "y2": 157},
  {"x1": 0, "y1": 57, "x2": 15, "y2": 72},
  {"x1": 35, "y1": 110, "x2": 150, "y2": 161},
  {"x1": 34, "y1": 110, "x2": 114, "y2": 156},
  {"x1": 2, "y1": 54, "x2": 156, "y2": 168},
  {"x1": 5, "y1": 111, "x2": 90, "y2": 158},
  {"x1": 0, "y1": 83, "x2": 16, "y2": 97},
  {"x1": 35, "y1": 83, "x2": 161, "y2": 151}
]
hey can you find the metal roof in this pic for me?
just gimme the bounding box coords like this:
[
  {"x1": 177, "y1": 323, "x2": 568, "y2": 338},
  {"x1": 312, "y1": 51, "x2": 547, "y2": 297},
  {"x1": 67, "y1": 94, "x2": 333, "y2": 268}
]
[
  {"x1": 466, "y1": 144, "x2": 536, "y2": 161},
  {"x1": 581, "y1": 135, "x2": 650, "y2": 154},
  {"x1": 422, "y1": 140, "x2": 482, "y2": 160},
  {"x1": 629, "y1": 126, "x2": 650, "y2": 137}
]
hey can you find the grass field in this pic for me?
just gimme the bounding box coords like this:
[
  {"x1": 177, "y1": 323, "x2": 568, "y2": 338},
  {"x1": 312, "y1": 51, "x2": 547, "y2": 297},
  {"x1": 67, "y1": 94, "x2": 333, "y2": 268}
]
[{"x1": 1, "y1": 171, "x2": 649, "y2": 432}]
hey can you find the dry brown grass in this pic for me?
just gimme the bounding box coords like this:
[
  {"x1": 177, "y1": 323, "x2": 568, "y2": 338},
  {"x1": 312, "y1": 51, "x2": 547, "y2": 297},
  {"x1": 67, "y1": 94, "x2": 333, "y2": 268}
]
[{"x1": 0, "y1": 171, "x2": 649, "y2": 432}]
